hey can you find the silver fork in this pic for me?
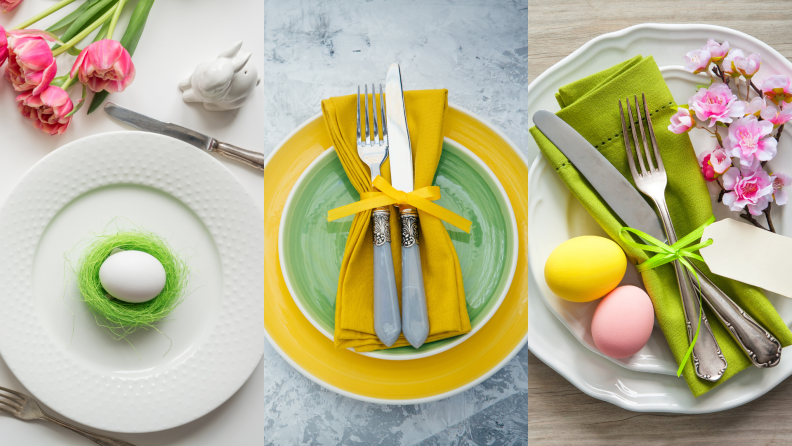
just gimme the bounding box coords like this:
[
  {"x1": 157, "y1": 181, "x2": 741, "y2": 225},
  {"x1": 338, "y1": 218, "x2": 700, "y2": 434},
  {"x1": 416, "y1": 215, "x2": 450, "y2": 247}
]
[
  {"x1": 357, "y1": 84, "x2": 402, "y2": 347},
  {"x1": 0, "y1": 386, "x2": 135, "y2": 446},
  {"x1": 620, "y1": 94, "x2": 727, "y2": 381},
  {"x1": 621, "y1": 94, "x2": 782, "y2": 370}
]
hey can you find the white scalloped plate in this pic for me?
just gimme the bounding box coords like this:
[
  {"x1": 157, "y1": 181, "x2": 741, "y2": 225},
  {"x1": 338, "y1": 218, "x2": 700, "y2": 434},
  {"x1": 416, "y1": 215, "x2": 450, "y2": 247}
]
[
  {"x1": 528, "y1": 23, "x2": 792, "y2": 413},
  {"x1": 0, "y1": 132, "x2": 264, "y2": 432}
]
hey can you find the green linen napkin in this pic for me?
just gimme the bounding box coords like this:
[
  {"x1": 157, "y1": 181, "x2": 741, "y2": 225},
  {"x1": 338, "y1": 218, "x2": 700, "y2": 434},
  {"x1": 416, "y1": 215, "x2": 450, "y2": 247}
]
[{"x1": 530, "y1": 55, "x2": 792, "y2": 397}]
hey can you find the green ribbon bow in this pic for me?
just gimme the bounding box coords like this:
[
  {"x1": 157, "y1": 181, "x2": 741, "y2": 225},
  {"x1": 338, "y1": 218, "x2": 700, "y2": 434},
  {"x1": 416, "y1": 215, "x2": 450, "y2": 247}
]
[{"x1": 618, "y1": 216, "x2": 716, "y2": 377}]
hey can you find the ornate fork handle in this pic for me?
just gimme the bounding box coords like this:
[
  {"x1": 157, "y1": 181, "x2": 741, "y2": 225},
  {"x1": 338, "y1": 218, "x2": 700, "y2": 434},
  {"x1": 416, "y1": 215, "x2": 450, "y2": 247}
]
[{"x1": 41, "y1": 413, "x2": 136, "y2": 446}]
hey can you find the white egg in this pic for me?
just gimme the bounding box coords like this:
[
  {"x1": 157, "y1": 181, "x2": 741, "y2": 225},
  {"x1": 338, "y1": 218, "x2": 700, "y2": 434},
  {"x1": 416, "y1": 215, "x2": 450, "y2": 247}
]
[{"x1": 99, "y1": 250, "x2": 167, "y2": 303}]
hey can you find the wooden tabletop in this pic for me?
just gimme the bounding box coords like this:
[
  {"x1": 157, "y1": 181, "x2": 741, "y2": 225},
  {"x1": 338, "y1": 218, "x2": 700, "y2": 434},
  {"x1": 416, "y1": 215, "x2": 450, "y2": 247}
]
[{"x1": 528, "y1": 1, "x2": 792, "y2": 444}]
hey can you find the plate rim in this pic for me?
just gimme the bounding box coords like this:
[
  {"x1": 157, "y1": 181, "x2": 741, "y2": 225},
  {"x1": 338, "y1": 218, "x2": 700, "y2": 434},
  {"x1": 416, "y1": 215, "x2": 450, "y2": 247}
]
[
  {"x1": 265, "y1": 103, "x2": 528, "y2": 404},
  {"x1": 527, "y1": 22, "x2": 792, "y2": 413},
  {"x1": 277, "y1": 137, "x2": 519, "y2": 361},
  {"x1": 0, "y1": 131, "x2": 264, "y2": 432}
]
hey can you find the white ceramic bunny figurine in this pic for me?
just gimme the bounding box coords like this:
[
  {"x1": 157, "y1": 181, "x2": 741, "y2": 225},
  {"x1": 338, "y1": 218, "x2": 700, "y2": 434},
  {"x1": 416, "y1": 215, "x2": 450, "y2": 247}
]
[{"x1": 179, "y1": 41, "x2": 261, "y2": 111}]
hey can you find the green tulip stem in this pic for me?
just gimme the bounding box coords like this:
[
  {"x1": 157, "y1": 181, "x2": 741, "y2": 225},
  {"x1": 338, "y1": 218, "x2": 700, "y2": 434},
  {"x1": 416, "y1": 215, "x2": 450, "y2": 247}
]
[
  {"x1": 52, "y1": 7, "x2": 116, "y2": 57},
  {"x1": 106, "y1": 0, "x2": 130, "y2": 41},
  {"x1": 12, "y1": 0, "x2": 78, "y2": 30},
  {"x1": 61, "y1": 74, "x2": 79, "y2": 90}
]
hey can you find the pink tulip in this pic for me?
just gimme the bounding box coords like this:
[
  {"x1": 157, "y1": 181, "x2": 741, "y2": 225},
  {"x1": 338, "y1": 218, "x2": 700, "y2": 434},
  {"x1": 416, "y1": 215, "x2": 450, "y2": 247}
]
[
  {"x1": 771, "y1": 172, "x2": 792, "y2": 205},
  {"x1": 698, "y1": 148, "x2": 732, "y2": 182},
  {"x1": 723, "y1": 49, "x2": 743, "y2": 77},
  {"x1": 684, "y1": 48, "x2": 711, "y2": 74},
  {"x1": 762, "y1": 75, "x2": 792, "y2": 104},
  {"x1": 16, "y1": 85, "x2": 74, "y2": 136},
  {"x1": 705, "y1": 39, "x2": 730, "y2": 63},
  {"x1": 733, "y1": 52, "x2": 762, "y2": 78},
  {"x1": 723, "y1": 115, "x2": 777, "y2": 167},
  {"x1": 760, "y1": 102, "x2": 792, "y2": 127},
  {"x1": 668, "y1": 107, "x2": 694, "y2": 134},
  {"x1": 689, "y1": 83, "x2": 744, "y2": 127},
  {"x1": 0, "y1": 26, "x2": 7, "y2": 68},
  {"x1": 0, "y1": 0, "x2": 22, "y2": 13},
  {"x1": 4, "y1": 30, "x2": 57, "y2": 95},
  {"x1": 70, "y1": 39, "x2": 135, "y2": 93},
  {"x1": 722, "y1": 166, "x2": 774, "y2": 215}
]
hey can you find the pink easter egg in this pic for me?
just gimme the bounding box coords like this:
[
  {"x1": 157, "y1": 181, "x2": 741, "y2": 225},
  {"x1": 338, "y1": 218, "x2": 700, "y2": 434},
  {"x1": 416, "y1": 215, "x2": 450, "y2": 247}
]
[{"x1": 591, "y1": 285, "x2": 655, "y2": 359}]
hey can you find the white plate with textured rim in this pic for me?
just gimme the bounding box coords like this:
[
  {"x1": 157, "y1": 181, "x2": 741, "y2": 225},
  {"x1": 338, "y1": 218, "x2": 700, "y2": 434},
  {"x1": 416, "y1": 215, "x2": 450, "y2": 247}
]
[
  {"x1": 528, "y1": 23, "x2": 792, "y2": 413},
  {"x1": 0, "y1": 132, "x2": 264, "y2": 432}
]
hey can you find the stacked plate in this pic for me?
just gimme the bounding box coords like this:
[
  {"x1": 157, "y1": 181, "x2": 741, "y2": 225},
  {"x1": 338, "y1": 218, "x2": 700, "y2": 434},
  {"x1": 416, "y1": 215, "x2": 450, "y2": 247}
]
[
  {"x1": 265, "y1": 107, "x2": 528, "y2": 403},
  {"x1": 528, "y1": 23, "x2": 792, "y2": 413}
]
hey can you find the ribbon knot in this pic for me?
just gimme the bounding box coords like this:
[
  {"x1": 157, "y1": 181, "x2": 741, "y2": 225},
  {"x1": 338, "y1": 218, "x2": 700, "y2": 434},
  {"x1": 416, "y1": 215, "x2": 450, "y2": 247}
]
[
  {"x1": 328, "y1": 175, "x2": 472, "y2": 233},
  {"x1": 618, "y1": 216, "x2": 715, "y2": 378}
]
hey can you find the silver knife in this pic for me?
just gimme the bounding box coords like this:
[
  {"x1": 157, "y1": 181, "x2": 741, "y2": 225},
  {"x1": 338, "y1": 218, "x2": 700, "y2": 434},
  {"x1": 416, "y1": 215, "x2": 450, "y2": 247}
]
[
  {"x1": 533, "y1": 110, "x2": 782, "y2": 369},
  {"x1": 386, "y1": 63, "x2": 429, "y2": 348},
  {"x1": 104, "y1": 103, "x2": 264, "y2": 171}
]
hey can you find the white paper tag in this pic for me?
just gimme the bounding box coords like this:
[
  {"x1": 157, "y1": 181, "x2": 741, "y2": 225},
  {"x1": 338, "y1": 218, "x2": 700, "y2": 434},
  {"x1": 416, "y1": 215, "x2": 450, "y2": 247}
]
[{"x1": 700, "y1": 219, "x2": 792, "y2": 298}]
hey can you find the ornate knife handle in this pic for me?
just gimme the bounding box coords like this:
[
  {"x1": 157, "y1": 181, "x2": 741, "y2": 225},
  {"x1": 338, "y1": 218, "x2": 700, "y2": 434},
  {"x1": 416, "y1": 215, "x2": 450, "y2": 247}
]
[
  {"x1": 399, "y1": 206, "x2": 429, "y2": 348},
  {"x1": 372, "y1": 207, "x2": 401, "y2": 346},
  {"x1": 690, "y1": 265, "x2": 782, "y2": 368},
  {"x1": 212, "y1": 141, "x2": 265, "y2": 171}
]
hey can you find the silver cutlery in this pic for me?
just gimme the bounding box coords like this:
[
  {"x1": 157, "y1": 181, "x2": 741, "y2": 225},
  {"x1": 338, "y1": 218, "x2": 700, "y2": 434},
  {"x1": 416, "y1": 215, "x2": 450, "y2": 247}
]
[
  {"x1": 357, "y1": 84, "x2": 402, "y2": 347},
  {"x1": 0, "y1": 386, "x2": 135, "y2": 446},
  {"x1": 104, "y1": 103, "x2": 264, "y2": 171},
  {"x1": 619, "y1": 94, "x2": 727, "y2": 381},
  {"x1": 534, "y1": 106, "x2": 782, "y2": 369},
  {"x1": 385, "y1": 63, "x2": 429, "y2": 348}
]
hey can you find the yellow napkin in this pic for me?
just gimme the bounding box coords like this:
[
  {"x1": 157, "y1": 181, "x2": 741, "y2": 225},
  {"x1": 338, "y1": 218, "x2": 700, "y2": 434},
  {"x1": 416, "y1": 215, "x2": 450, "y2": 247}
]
[{"x1": 321, "y1": 89, "x2": 472, "y2": 351}]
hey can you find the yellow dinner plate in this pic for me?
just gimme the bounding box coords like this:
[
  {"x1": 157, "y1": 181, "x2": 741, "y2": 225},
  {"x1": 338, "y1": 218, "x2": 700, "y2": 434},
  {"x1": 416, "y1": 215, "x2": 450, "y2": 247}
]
[{"x1": 264, "y1": 105, "x2": 528, "y2": 404}]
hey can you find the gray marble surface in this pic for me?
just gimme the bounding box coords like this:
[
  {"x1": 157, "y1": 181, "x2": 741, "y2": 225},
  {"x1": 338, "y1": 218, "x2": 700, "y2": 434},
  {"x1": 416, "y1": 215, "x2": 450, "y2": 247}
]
[{"x1": 263, "y1": 0, "x2": 527, "y2": 444}]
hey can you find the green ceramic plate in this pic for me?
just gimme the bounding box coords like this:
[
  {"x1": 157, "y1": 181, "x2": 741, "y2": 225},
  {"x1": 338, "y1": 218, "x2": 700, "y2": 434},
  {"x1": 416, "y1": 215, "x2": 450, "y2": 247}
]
[{"x1": 279, "y1": 138, "x2": 517, "y2": 360}]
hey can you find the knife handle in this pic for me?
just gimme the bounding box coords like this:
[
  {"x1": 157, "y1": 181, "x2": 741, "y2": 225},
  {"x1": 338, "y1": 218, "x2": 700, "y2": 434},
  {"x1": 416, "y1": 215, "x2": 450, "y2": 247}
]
[
  {"x1": 399, "y1": 207, "x2": 429, "y2": 348},
  {"x1": 372, "y1": 207, "x2": 401, "y2": 347},
  {"x1": 213, "y1": 142, "x2": 265, "y2": 171}
]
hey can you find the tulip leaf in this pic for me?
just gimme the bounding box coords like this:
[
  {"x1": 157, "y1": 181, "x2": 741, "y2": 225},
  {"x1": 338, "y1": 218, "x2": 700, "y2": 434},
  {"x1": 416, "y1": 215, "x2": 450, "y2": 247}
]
[
  {"x1": 53, "y1": 0, "x2": 118, "y2": 52},
  {"x1": 88, "y1": 0, "x2": 156, "y2": 114},
  {"x1": 49, "y1": 75, "x2": 70, "y2": 88},
  {"x1": 65, "y1": 85, "x2": 88, "y2": 118},
  {"x1": 47, "y1": 0, "x2": 102, "y2": 32},
  {"x1": 67, "y1": 45, "x2": 84, "y2": 56},
  {"x1": 92, "y1": 19, "x2": 111, "y2": 43}
]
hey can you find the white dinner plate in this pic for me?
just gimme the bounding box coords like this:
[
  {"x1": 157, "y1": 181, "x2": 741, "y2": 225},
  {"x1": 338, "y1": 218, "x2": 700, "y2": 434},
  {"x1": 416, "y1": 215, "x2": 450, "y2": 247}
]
[
  {"x1": 0, "y1": 132, "x2": 264, "y2": 432},
  {"x1": 528, "y1": 23, "x2": 792, "y2": 412}
]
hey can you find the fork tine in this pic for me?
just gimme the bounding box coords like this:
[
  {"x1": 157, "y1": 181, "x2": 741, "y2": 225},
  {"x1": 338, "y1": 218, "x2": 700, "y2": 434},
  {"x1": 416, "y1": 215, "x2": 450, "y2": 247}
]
[
  {"x1": 625, "y1": 99, "x2": 647, "y2": 175},
  {"x1": 356, "y1": 86, "x2": 362, "y2": 144},
  {"x1": 0, "y1": 386, "x2": 26, "y2": 400},
  {"x1": 0, "y1": 404, "x2": 18, "y2": 417},
  {"x1": 0, "y1": 390, "x2": 22, "y2": 405},
  {"x1": 0, "y1": 396, "x2": 21, "y2": 410},
  {"x1": 633, "y1": 95, "x2": 655, "y2": 172},
  {"x1": 643, "y1": 93, "x2": 664, "y2": 172},
  {"x1": 619, "y1": 100, "x2": 640, "y2": 180},
  {"x1": 379, "y1": 84, "x2": 388, "y2": 139},
  {"x1": 371, "y1": 84, "x2": 380, "y2": 145},
  {"x1": 364, "y1": 85, "x2": 371, "y2": 145}
]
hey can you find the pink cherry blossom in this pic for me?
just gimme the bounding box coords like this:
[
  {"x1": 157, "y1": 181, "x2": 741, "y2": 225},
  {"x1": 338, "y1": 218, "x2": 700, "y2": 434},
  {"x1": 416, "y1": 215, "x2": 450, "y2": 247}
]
[
  {"x1": 723, "y1": 49, "x2": 743, "y2": 77},
  {"x1": 668, "y1": 107, "x2": 694, "y2": 134},
  {"x1": 689, "y1": 83, "x2": 744, "y2": 127},
  {"x1": 771, "y1": 172, "x2": 792, "y2": 205},
  {"x1": 705, "y1": 39, "x2": 730, "y2": 63},
  {"x1": 16, "y1": 85, "x2": 74, "y2": 136},
  {"x1": 743, "y1": 97, "x2": 767, "y2": 116},
  {"x1": 70, "y1": 39, "x2": 135, "y2": 93},
  {"x1": 684, "y1": 48, "x2": 712, "y2": 74},
  {"x1": 698, "y1": 148, "x2": 732, "y2": 182},
  {"x1": 722, "y1": 166, "x2": 774, "y2": 215},
  {"x1": 733, "y1": 52, "x2": 762, "y2": 78},
  {"x1": 3, "y1": 30, "x2": 57, "y2": 96},
  {"x1": 762, "y1": 75, "x2": 792, "y2": 104},
  {"x1": 760, "y1": 101, "x2": 792, "y2": 127},
  {"x1": 0, "y1": 26, "x2": 7, "y2": 68},
  {"x1": 0, "y1": 0, "x2": 22, "y2": 13},
  {"x1": 723, "y1": 115, "x2": 777, "y2": 167}
]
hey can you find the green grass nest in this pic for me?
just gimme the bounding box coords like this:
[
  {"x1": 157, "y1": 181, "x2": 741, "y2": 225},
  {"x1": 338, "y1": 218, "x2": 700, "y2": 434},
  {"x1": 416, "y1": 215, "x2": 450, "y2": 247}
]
[{"x1": 75, "y1": 230, "x2": 189, "y2": 341}]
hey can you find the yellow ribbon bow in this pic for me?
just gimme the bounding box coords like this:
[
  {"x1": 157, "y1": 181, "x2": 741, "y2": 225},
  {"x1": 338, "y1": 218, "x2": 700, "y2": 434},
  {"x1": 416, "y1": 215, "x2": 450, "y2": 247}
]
[{"x1": 327, "y1": 175, "x2": 472, "y2": 233}]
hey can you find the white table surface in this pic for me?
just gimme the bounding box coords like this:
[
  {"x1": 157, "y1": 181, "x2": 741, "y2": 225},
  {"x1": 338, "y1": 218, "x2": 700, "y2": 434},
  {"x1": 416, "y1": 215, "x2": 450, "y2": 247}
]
[{"x1": 0, "y1": 0, "x2": 264, "y2": 444}]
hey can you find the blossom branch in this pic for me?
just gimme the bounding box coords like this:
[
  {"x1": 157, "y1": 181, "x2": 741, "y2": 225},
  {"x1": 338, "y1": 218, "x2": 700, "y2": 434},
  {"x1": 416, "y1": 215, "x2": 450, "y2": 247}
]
[{"x1": 764, "y1": 203, "x2": 776, "y2": 233}]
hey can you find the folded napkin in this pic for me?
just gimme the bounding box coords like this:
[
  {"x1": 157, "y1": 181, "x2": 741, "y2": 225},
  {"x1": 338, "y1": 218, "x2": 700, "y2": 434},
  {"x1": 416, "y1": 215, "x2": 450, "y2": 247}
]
[
  {"x1": 321, "y1": 89, "x2": 471, "y2": 352},
  {"x1": 530, "y1": 55, "x2": 792, "y2": 396}
]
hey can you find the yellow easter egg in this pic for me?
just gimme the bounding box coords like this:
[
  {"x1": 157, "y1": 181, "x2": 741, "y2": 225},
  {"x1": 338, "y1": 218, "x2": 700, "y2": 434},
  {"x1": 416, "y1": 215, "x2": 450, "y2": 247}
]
[{"x1": 544, "y1": 236, "x2": 627, "y2": 303}]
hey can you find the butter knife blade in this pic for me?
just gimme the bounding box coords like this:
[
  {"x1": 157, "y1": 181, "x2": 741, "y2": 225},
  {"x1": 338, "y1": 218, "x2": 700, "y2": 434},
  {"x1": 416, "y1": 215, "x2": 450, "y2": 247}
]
[
  {"x1": 385, "y1": 63, "x2": 414, "y2": 193},
  {"x1": 105, "y1": 103, "x2": 216, "y2": 152},
  {"x1": 532, "y1": 110, "x2": 665, "y2": 240}
]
